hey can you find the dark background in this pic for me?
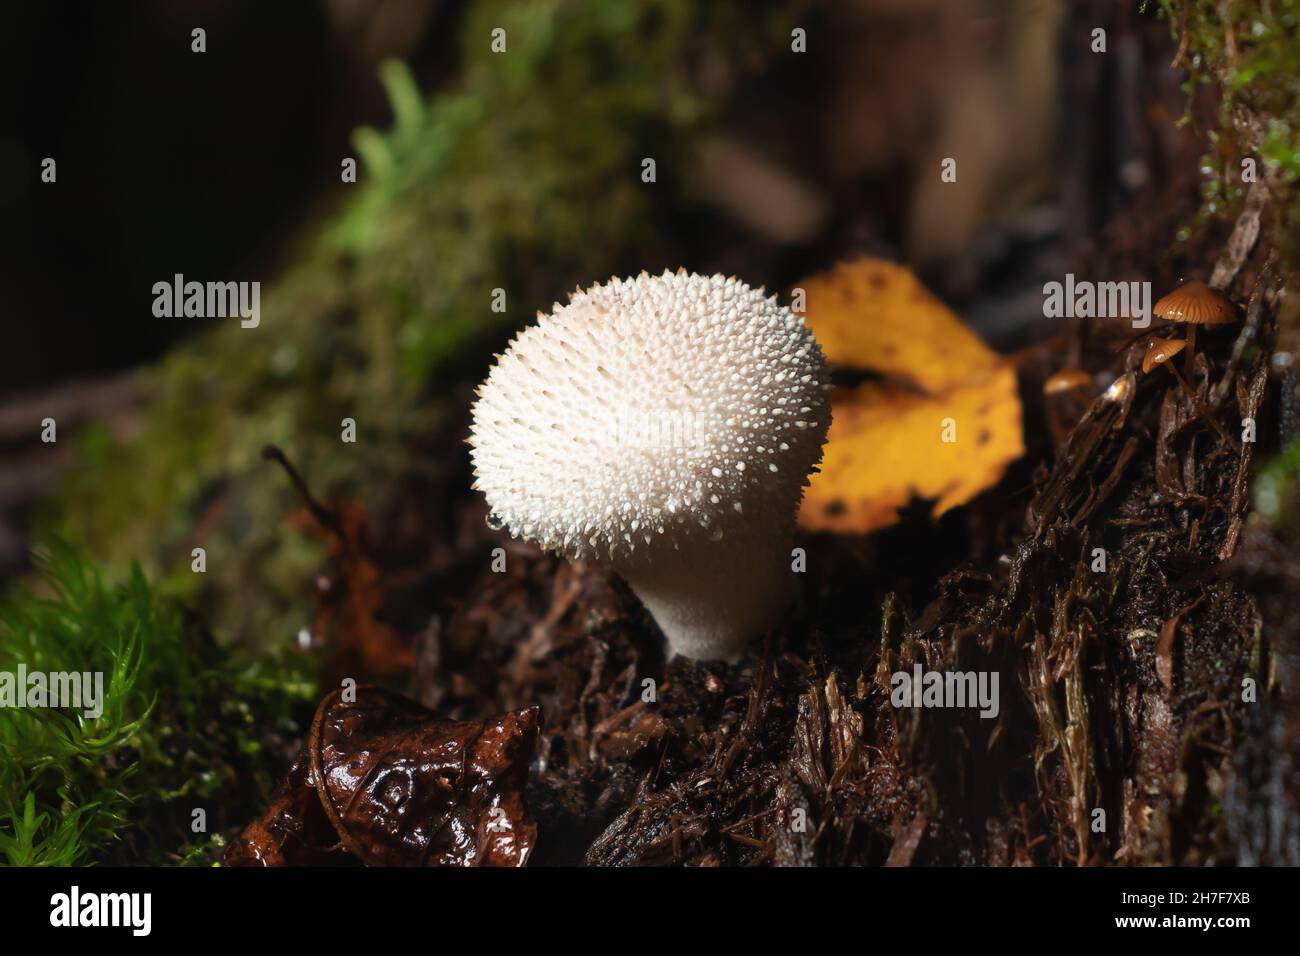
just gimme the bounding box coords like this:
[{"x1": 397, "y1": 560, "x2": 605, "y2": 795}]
[
  {"x1": 0, "y1": 0, "x2": 459, "y2": 387},
  {"x1": 2, "y1": 0, "x2": 1173, "y2": 392}
]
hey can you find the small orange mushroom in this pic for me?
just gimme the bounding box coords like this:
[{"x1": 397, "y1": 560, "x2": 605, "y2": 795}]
[
  {"x1": 1152, "y1": 279, "x2": 1237, "y2": 373},
  {"x1": 1140, "y1": 337, "x2": 1186, "y2": 374},
  {"x1": 1043, "y1": 367, "x2": 1093, "y2": 395},
  {"x1": 1042, "y1": 367, "x2": 1095, "y2": 444}
]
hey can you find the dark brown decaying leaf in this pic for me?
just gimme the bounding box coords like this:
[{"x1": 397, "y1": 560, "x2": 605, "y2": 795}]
[
  {"x1": 221, "y1": 749, "x2": 356, "y2": 867},
  {"x1": 225, "y1": 685, "x2": 539, "y2": 866}
]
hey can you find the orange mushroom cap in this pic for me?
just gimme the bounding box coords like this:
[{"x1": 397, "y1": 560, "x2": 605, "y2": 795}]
[
  {"x1": 1152, "y1": 280, "x2": 1237, "y2": 326},
  {"x1": 1043, "y1": 368, "x2": 1093, "y2": 394},
  {"x1": 1141, "y1": 337, "x2": 1187, "y2": 373}
]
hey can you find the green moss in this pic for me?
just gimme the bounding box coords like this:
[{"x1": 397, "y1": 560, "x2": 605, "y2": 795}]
[
  {"x1": 1152, "y1": 1, "x2": 1300, "y2": 260},
  {"x1": 1251, "y1": 440, "x2": 1300, "y2": 539},
  {"x1": 0, "y1": 543, "x2": 311, "y2": 866}
]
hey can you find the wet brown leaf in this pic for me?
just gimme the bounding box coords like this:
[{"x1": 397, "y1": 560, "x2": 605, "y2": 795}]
[{"x1": 226, "y1": 685, "x2": 540, "y2": 866}]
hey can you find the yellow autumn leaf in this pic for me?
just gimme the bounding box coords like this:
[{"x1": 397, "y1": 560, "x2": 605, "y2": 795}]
[{"x1": 798, "y1": 258, "x2": 1024, "y2": 533}]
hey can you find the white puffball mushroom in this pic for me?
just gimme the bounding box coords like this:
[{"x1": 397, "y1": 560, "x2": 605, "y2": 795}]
[{"x1": 468, "y1": 269, "x2": 830, "y2": 662}]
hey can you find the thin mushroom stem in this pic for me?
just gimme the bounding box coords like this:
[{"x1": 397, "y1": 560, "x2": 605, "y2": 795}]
[
  {"x1": 1184, "y1": 324, "x2": 1197, "y2": 374},
  {"x1": 1162, "y1": 361, "x2": 1234, "y2": 446}
]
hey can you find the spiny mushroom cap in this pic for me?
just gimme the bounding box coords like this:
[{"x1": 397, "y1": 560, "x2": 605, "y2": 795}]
[
  {"x1": 1153, "y1": 280, "x2": 1237, "y2": 326},
  {"x1": 469, "y1": 270, "x2": 830, "y2": 565},
  {"x1": 1141, "y1": 336, "x2": 1186, "y2": 373}
]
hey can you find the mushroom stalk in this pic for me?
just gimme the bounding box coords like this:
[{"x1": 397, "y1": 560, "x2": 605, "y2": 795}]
[
  {"x1": 1164, "y1": 361, "x2": 1235, "y2": 445},
  {"x1": 615, "y1": 530, "x2": 795, "y2": 662}
]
